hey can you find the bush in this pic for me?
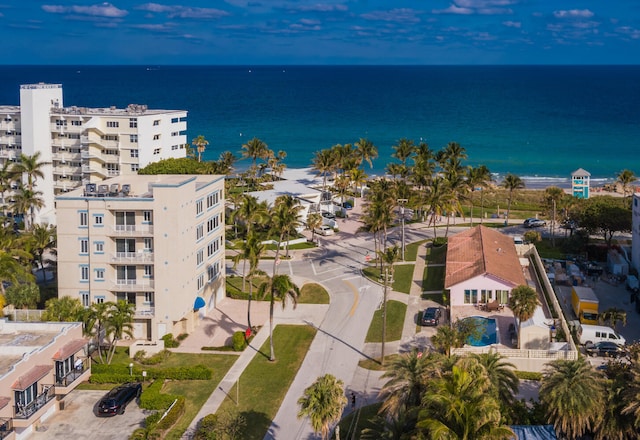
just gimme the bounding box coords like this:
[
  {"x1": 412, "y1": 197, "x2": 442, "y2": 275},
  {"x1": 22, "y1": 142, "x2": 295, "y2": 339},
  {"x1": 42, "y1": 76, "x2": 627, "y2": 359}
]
[
  {"x1": 194, "y1": 414, "x2": 218, "y2": 440},
  {"x1": 176, "y1": 333, "x2": 189, "y2": 341},
  {"x1": 515, "y1": 370, "x2": 542, "y2": 381},
  {"x1": 162, "y1": 333, "x2": 180, "y2": 348},
  {"x1": 232, "y1": 331, "x2": 247, "y2": 351},
  {"x1": 139, "y1": 350, "x2": 172, "y2": 365},
  {"x1": 139, "y1": 380, "x2": 179, "y2": 410},
  {"x1": 433, "y1": 237, "x2": 448, "y2": 247},
  {"x1": 90, "y1": 363, "x2": 212, "y2": 383}
]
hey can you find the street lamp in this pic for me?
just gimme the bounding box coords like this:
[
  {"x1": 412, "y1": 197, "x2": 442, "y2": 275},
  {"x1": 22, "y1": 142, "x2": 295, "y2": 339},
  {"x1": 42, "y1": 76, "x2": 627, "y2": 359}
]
[
  {"x1": 129, "y1": 363, "x2": 133, "y2": 376},
  {"x1": 397, "y1": 199, "x2": 408, "y2": 261}
]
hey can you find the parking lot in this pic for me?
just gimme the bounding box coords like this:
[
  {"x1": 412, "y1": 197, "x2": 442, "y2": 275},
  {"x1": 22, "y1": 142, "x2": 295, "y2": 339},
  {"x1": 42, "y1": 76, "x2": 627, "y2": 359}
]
[{"x1": 29, "y1": 390, "x2": 149, "y2": 439}]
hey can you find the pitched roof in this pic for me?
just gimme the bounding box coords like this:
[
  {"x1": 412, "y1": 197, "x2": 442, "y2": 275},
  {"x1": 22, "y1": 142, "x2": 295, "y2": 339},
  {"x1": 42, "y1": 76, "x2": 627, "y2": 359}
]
[
  {"x1": 445, "y1": 225, "x2": 526, "y2": 289},
  {"x1": 53, "y1": 339, "x2": 88, "y2": 361},
  {"x1": 571, "y1": 168, "x2": 591, "y2": 177},
  {"x1": 12, "y1": 365, "x2": 52, "y2": 390}
]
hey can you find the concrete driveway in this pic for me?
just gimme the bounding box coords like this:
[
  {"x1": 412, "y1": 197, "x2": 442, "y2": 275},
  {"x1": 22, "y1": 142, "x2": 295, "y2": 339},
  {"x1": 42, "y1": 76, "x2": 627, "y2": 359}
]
[{"x1": 29, "y1": 390, "x2": 149, "y2": 439}]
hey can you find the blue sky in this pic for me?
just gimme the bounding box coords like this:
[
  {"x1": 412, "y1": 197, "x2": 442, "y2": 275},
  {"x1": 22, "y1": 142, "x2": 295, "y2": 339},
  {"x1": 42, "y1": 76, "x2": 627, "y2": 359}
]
[{"x1": 3, "y1": 1, "x2": 640, "y2": 64}]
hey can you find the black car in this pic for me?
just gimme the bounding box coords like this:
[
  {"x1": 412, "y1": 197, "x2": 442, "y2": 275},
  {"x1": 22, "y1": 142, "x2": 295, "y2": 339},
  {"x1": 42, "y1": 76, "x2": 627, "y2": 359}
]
[
  {"x1": 421, "y1": 307, "x2": 442, "y2": 326},
  {"x1": 585, "y1": 341, "x2": 627, "y2": 358},
  {"x1": 97, "y1": 382, "x2": 142, "y2": 416}
]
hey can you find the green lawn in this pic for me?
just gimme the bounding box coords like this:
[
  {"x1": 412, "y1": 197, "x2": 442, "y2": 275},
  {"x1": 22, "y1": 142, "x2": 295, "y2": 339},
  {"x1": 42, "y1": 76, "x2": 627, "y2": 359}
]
[
  {"x1": 215, "y1": 325, "x2": 317, "y2": 440},
  {"x1": 362, "y1": 264, "x2": 414, "y2": 294},
  {"x1": 422, "y1": 265, "x2": 445, "y2": 291},
  {"x1": 334, "y1": 402, "x2": 383, "y2": 440},
  {"x1": 425, "y1": 243, "x2": 447, "y2": 265},
  {"x1": 365, "y1": 300, "x2": 407, "y2": 343},
  {"x1": 298, "y1": 282, "x2": 330, "y2": 304},
  {"x1": 404, "y1": 240, "x2": 428, "y2": 262}
]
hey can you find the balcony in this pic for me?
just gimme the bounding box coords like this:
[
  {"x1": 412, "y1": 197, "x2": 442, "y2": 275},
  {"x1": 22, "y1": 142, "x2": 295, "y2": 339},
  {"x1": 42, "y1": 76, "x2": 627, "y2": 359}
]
[
  {"x1": 0, "y1": 418, "x2": 13, "y2": 439},
  {"x1": 13, "y1": 388, "x2": 56, "y2": 426},
  {"x1": 112, "y1": 280, "x2": 155, "y2": 291},
  {"x1": 134, "y1": 306, "x2": 155, "y2": 318},
  {"x1": 53, "y1": 166, "x2": 83, "y2": 177},
  {"x1": 111, "y1": 251, "x2": 154, "y2": 263},
  {"x1": 0, "y1": 150, "x2": 16, "y2": 160},
  {"x1": 53, "y1": 151, "x2": 82, "y2": 161},
  {"x1": 109, "y1": 225, "x2": 154, "y2": 236},
  {"x1": 55, "y1": 362, "x2": 91, "y2": 394},
  {"x1": 107, "y1": 170, "x2": 120, "y2": 177}
]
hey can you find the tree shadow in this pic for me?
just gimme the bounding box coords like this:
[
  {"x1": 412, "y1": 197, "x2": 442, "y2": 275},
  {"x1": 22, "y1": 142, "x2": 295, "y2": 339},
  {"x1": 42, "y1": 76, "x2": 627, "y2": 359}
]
[{"x1": 303, "y1": 320, "x2": 376, "y2": 362}]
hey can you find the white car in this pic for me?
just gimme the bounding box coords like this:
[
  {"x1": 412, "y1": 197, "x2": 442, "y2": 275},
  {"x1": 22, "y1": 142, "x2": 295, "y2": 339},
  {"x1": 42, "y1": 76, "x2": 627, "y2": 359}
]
[{"x1": 315, "y1": 225, "x2": 335, "y2": 236}]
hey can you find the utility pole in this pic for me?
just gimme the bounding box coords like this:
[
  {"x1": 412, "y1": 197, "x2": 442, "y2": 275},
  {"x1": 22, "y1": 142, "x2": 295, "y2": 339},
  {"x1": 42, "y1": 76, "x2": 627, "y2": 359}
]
[{"x1": 397, "y1": 198, "x2": 408, "y2": 261}]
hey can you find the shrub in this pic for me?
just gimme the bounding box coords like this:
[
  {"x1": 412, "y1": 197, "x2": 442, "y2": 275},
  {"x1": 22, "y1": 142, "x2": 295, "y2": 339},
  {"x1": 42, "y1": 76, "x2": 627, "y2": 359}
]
[
  {"x1": 133, "y1": 350, "x2": 146, "y2": 363},
  {"x1": 161, "y1": 333, "x2": 180, "y2": 348},
  {"x1": 515, "y1": 370, "x2": 542, "y2": 381},
  {"x1": 139, "y1": 350, "x2": 172, "y2": 365},
  {"x1": 524, "y1": 230, "x2": 541, "y2": 243},
  {"x1": 232, "y1": 331, "x2": 247, "y2": 351},
  {"x1": 433, "y1": 237, "x2": 448, "y2": 247},
  {"x1": 176, "y1": 333, "x2": 189, "y2": 341},
  {"x1": 90, "y1": 363, "x2": 212, "y2": 383},
  {"x1": 139, "y1": 380, "x2": 179, "y2": 410},
  {"x1": 194, "y1": 414, "x2": 218, "y2": 440}
]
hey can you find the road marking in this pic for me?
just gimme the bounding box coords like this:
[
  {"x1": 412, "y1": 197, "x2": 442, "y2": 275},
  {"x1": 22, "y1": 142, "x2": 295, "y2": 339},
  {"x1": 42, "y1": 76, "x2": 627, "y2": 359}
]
[{"x1": 344, "y1": 280, "x2": 359, "y2": 316}]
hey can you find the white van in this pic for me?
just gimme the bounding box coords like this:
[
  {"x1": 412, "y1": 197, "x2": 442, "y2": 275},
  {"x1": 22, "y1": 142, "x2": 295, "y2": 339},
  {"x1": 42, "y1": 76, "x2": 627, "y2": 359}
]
[{"x1": 578, "y1": 324, "x2": 626, "y2": 346}]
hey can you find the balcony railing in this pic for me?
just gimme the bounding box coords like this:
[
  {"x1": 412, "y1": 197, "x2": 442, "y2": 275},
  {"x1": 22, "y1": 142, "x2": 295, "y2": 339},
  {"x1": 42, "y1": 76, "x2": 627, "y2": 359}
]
[
  {"x1": 56, "y1": 363, "x2": 88, "y2": 388},
  {"x1": 14, "y1": 387, "x2": 55, "y2": 419},
  {"x1": 134, "y1": 307, "x2": 155, "y2": 317},
  {"x1": 0, "y1": 418, "x2": 13, "y2": 439},
  {"x1": 110, "y1": 225, "x2": 154, "y2": 236},
  {"x1": 111, "y1": 251, "x2": 154, "y2": 263},
  {"x1": 113, "y1": 280, "x2": 155, "y2": 291}
]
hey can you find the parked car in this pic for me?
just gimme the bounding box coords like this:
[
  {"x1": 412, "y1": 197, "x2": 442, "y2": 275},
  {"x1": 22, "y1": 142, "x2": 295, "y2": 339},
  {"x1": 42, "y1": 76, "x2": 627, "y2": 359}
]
[
  {"x1": 585, "y1": 341, "x2": 628, "y2": 358},
  {"x1": 321, "y1": 211, "x2": 335, "y2": 220},
  {"x1": 421, "y1": 307, "x2": 442, "y2": 326},
  {"x1": 97, "y1": 382, "x2": 142, "y2": 416},
  {"x1": 342, "y1": 202, "x2": 353, "y2": 210},
  {"x1": 315, "y1": 225, "x2": 334, "y2": 236},
  {"x1": 523, "y1": 218, "x2": 546, "y2": 228}
]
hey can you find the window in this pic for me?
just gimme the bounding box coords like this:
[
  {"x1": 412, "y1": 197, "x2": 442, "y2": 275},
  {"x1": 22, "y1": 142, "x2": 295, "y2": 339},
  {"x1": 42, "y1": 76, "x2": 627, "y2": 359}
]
[
  {"x1": 207, "y1": 215, "x2": 219, "y2": 233},
  {"x1": 196, "y1": 224, "x2": 204, "y2": 241},
  {"x1": 143, "y1": 238, "x2": 153, "y2": 251},
  {"x1": 94, "y1": 214, "x2": 103, "y2": 226},
  {"x1": 80, "y1": 239, "x2": 88, "y2": 254},
  {"x1": 171, "y1": 117, "x2": 179, "y2": 123},
  {"x1": 129, "y1": 118, "x2": 137, "y2": 128},
  {"x1": 102, "y1": 135, "x2": 118, "y2": 141},
  {"x1": 106, "y1": 121, "x2": 119, "y2": 128},
  {"x1": 79, "y1": 211, "x2": 88, "y2": 227},
  {"x1": 207, "y1": 239, "x2": 219, "y2": 257},
  {"x1": 153, "y1": 148, "x2": 161, "y2": 155},
  {"x1": 197, "y1": 249, "x2": 204, "y2": 266},
  {"x1": 196, "y1": 200, "x2": 203, "y2": 215},
  {"x1": 197, "y1": 274, "x2": 204, "y2": 290},
  {"x1": 143, "y1": 211, "x2": 152, "y2": 223},
  {"x1": 144, "y1": 292, "x2": 154, "y2": 304},
  {"x1": 153, "y1": 120, "x2": 160, "y2": 126},
  {"x1": 130, "y1": 135, "x2": 138, "y2": 143},
  {"x1": 144, "y1": 266, "x2": 153, "y2": 277},
  {"x1": 496, "y1": 290, "x2": 509, "y2": 304},
  {"x1": 171, "y1": 131, "x2": 179, "y2": 137},
  {"x1": 95, "y1": 269, "x2": 105, "y2": 280},
  {"x1": 94, "y1": 242, "x2": 104, "y2": 253},
  {"x1": 71, "y1": 120, "x2": 82, "y2": 126},
  {"x1": 130, "y1": 149, "x2": 139, "y2": 158},
  {"x1": 96, "y1": 297, "x2": 105, "y2": 304},
  {"x1": 153, "y1": 134, "x2": 161, "y2": 140},
  {"x1": 80, "y1": 266, "x2": 89, "y2": 281},
  {"x1": 208, "y1": 262, "x2": 219, "y2": 281},
  {"x1": 131, "y1": 164, "x2": 139, "y2": 172},
  {"x1": 464, "y1": 289, "x2": 478, "y2": 304},
  {"x1": 55, "y1": 119, "x2": 67, "y2": 126},
  {"x1": 481, "y1": 290, "x2": 492, "y2": 303},
  {"x1": 80, "y1": 292, "x2": 90, "y2": 307},
  {"x1": 207, "y1": 192, "x2": 219, "y2": 208},
  {"x1": 15, "y1": 382, "x2": 38, "y2": 413},
  {"x1": 171, "y1": 145, "x2": 179, "y2": 150}
]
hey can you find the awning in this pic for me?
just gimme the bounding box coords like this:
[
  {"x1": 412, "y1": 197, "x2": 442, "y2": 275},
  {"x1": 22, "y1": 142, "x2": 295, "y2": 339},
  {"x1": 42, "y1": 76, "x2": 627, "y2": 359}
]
[
  {"x1": 194, "y1": 297, "x2": 206, "y2": 310},
  {"x1": 12, "y1": 365, "x2": 53, "y2": 391},
  {"x1": 0, "y1": 397, "x2": 10, "y2": 410},
  {"x1": 53, "y1": 339, "x2": 88, "y2": 361}
]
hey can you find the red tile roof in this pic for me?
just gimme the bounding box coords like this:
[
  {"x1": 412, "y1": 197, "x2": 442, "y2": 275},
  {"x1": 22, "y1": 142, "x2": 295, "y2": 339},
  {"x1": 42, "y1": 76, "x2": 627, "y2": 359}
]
[
  {"x1": 53, "y1": 339, "x2": 88, "y2": 361},
  {"x1": 12, "y1": 365, "x2": 52, "y2": 391},
  {"x1": 0, "y1": 396, "x2": 10, "y2": 410},
  {"x1": 445, "y1": 225, "x2": 526, "y2": 289}
]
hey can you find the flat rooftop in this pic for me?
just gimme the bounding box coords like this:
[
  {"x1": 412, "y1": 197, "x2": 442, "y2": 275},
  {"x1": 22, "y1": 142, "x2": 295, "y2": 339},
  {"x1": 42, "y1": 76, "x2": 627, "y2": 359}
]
[{"x1": 51, "y1": 103, "x2": 185, "y2": 117}]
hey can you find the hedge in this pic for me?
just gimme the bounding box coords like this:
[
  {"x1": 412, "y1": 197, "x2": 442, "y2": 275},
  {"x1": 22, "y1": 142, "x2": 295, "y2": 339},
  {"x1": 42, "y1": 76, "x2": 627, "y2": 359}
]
[
  {"x1": 139, "y1": 380, "x2": 179, "y2": 410},
  {"x1": 90, "y1": 363, "x2": 212, "y2": 384}
]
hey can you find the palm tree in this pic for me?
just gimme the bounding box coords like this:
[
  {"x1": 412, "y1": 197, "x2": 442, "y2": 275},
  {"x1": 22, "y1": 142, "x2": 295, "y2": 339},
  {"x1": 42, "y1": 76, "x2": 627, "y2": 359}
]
[
  {"x1": 244, "y1": 233, "x2": 266, "y2": 330},
  {"x1": 599, "y1": 307, "x2": 627, "y2": 330},
  {"x1": 42, "y1": 296, "x2": 84, "y2": 322},
  {"x1": 617, "y1": 169, "x2": 636, "y2": 200},
  {"x1": 241, "y1": 137, "x2": 269, "y2": 181},
  {"x1": 217, "y1": 151, "x2": 237, "y2": 174},
  {"x1": 349, "y1": 167, "x2": 368, "y2": 203},
  {"x1": 269, "y1": 194, "x2": 302, "y2": 267},
  {"x1": 311, "y1": 148, "x2": 337, "y2": 197},
  {"x1": 105, "y1": 300, "x2": 135, "y2": 364},
  {"x1": 354, "y1": 138, "x2": 378, "y2": 169},
  {"x1": 297, "y1": 374, "x2": 348, "y2": 440},
  {"x1": 28, "y1": 223, "x2": 56, "y2": 281},
  {"x1": 507, "y1": 285, "x2": 538, "y2": 349},
  {"x1": 539, "y1": 357, "x2": 605, "y2": 439},
  {"x1": 544, "y1": 186, "x2": 565, "y2": 245},
  {"x1": 306, "y1": 212, "x2": 322, "y2": 243},
  {"x1": 378, "y1": 245, "x2": 399, "y2": 365},
  {"x1": 12, "y1": 151, "x2": 48, "y2": 191},
  {"x1": 502, "y1": 173, "x2": 524, "y2": 225},
  {"x1": 424, "y1": 176, "x2": 452, "y2": 238},
  {"x1": 191, "y1": 135, "x2": 209, "y2": 162},
  {"x1": 465, "y1": 165, "x2": 492, "y2": 225},
  {"x1": 418, "y1": 361, "x2": 514, "y2": 440},
  {"x1": 470, "y1": 352, "x2": 519, "y2": 407},
  {"x1": 258, "y1": 274, "x2": 299, "y2": 361},
  {"x1": 379, "y1": 349, "x2": 442, "y2": 418},
  {"x1": 84, "y1": 301, "x2": 112, "y2": 363},
  {"x1": 232, "y1": 194, "x2": 268, "y2": 240},
  {"x1": 12, "y1": 185, "x2": 44, "y2": 229},
  {"x1": 0, "y1": 161, "x2": 16, "y2": 216},
  {"x1": 392, "y1": 138, "x2": 415, "y2": 170}
]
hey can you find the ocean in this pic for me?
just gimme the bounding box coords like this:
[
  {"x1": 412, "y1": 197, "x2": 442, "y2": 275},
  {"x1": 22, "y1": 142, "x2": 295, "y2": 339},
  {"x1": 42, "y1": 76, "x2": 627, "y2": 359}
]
[{"x1": 1, "y1": 65, "x2": 638, "y2": 187}]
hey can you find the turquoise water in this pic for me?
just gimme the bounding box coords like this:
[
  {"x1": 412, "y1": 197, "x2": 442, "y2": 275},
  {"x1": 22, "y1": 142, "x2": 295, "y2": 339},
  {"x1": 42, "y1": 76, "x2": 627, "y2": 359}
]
[
  {"x1": 463, "y1": 316, "x2": 498, "y2": 347},
  {"x1": 0, "y1": 65, "x2": 637, "y2": 181}
]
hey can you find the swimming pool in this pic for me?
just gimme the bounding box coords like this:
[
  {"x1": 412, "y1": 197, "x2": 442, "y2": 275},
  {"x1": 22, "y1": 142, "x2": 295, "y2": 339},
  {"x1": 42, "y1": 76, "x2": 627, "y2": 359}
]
[{"x1": 462, "y1": 316, "x2": 499, "y2": 346}]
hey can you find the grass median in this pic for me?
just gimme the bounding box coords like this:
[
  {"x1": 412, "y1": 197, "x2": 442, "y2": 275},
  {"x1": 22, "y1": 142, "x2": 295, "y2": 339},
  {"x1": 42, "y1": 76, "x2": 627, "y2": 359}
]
[
  {"x1": 365, "y1": 300, "x2": 407, "y2": 343},
  {"x1": 215, "y1": 324, "x2": 317, "y2": 439}
]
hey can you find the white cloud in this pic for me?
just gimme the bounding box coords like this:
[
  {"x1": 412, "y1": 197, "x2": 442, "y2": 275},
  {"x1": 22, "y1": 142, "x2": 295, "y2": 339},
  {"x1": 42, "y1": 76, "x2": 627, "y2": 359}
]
[
  {"x1": 553, "y1": 9, "x2": 594, "y2": 19},
  {"x1": 137, "y1": 3, "x2": 229, "y2": 19},
  {"x1": 360, "y1": 8, "x2": 420, "y2": 23},
  {"x1": 432, "y1": 5, "x2": 473, "y2": 15},
  {"x1": 42, "y1": 3, "x2": 128, "y2": 18},
  {"x1": 616, "y1": 26, "x2": 640, "y2": 39},
  {"x1": 502, "y1": 21, "x2": 521, "y2": 28}
]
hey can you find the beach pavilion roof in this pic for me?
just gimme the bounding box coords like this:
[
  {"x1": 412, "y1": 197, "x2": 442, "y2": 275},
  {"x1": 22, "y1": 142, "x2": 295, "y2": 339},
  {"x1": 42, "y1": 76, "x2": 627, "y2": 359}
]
[
  {"x1": 571, "y1": 168, "x2": 591, "y2": 177},
  {"x1": 445, "y1": 225, "x2": 526, "y2": 289}
]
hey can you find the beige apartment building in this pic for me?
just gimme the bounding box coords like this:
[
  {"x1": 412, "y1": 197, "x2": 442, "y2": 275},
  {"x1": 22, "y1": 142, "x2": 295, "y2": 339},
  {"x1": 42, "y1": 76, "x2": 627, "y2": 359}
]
[
  {"x1": 0, "y1": 320, "x2": 90, "y2": 440},
  {"x1": 56, "y1": 174, "x2": 226, "y2": 343},
  {"x1": 1, "y1": 83, "x2": 188, "y2": 224}
]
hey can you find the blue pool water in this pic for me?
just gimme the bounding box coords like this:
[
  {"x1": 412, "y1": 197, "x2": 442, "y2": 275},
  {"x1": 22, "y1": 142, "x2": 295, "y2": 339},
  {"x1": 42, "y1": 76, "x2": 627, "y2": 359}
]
[{"x1": 463, "y1": 316, "x2": 498, "y2": 347}]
